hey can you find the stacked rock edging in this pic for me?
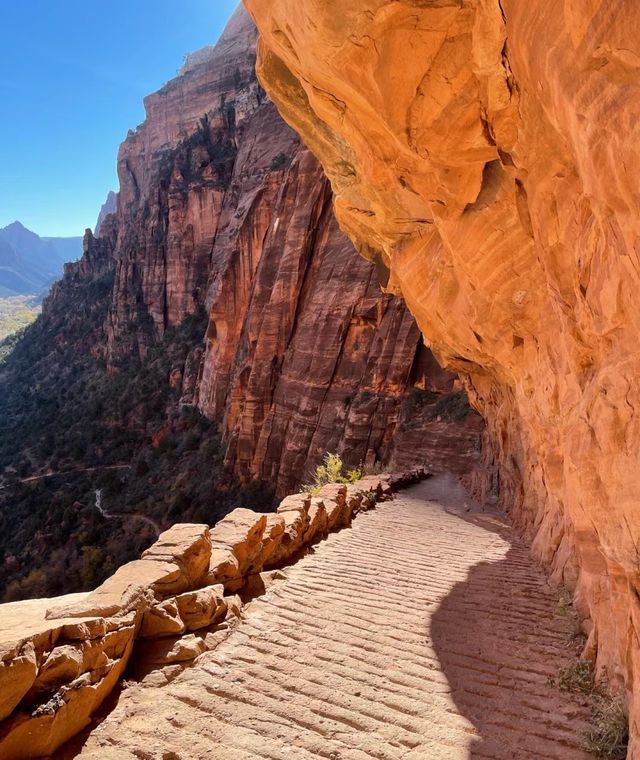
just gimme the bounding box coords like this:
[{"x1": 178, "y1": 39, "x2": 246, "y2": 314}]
[{"x1": 0, "y1": 469, "x2": 428, "y2": 759}]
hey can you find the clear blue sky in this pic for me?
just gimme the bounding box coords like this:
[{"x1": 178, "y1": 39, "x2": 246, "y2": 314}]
[{"x1": 0, "y1": 0, "x2": 239, "y2": 237}]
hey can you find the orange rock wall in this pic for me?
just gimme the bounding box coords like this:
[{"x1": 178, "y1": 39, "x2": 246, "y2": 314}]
[{"x1": 244, "y1": 0, "x2": 640, "y2": 749}]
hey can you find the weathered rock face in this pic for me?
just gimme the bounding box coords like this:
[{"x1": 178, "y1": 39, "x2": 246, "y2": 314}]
[
  {"x1": 104, "y1": 6, "x2": 483, "y2": 493},
  {"x1": 196, "y1": 113, "x2": 468, "y2": 492},
  {"x1": 244, "y1": 0, "x2": 640, "y2": 749},
  {"x1": 106, "y1": 6, "x2": 261, "y2": 358}
]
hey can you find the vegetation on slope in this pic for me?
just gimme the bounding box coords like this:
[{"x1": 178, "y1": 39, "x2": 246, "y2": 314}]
[
  {"x1": 0, "y1": 268, "x2": 274, "y2": 602},
  {"x1": 0, "y1": 296, "x2": 40, "y2": 341},
  {"x1": 547, "y1": 591, "x2": 629, "y2": 759}
]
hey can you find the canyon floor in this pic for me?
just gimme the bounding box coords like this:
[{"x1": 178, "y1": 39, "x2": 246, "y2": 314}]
[{"x1": 60, "y1": 477, "x2": 593, "y2": 759}]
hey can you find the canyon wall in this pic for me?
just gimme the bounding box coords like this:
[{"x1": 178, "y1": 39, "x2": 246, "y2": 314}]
[
  {"x1": 103, "y1": 6, "x2": 482, "y2": 494},
  {"x1": 243, "y1": 0, "x2": 640, "y2": 751}
]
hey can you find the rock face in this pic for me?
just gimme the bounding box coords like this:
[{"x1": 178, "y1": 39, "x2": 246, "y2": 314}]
[
  {"x1": 103, "y1": 5, "x2": 483, "y2": 493},
  {"x1": 106, "y1": 5, "x2": 260, "y2": 358},
  {"x1": 244, "y1": 0, "x2": 640, "y2": 750}
]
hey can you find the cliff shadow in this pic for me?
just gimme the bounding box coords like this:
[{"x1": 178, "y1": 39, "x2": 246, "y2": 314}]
[{"x1": 429, "y1": 500, "x2": 593, "y2": 759}]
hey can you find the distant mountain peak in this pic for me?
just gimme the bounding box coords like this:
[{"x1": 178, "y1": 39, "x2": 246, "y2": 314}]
[
  {"x1": 0, "y1": 223, "x2": 82, "y2": 300},
  {"x1": 2, "y1": 221, "x2": 28, "y2": 232},
  {"x1": 95, "y1": 191, "x2": 118, "y2": 236}
]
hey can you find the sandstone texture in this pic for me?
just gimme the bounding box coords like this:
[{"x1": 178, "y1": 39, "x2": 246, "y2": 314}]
[
  {"x1": 0, "y1": 471, "x2": 423, "y2": 757},
  {"x1": 0, "y1": 595, "x2": 136, "y2": 760},
  {"x1": 245, "y1": 0, "x2": 640, "y2": 751},
  {"x1": 100, "y1": 6, "x2": 482, "y2": 493}
]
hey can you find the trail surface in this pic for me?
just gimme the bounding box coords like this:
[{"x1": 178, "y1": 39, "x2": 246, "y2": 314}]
[
  {"x1": 0, "y1": 464, "x2": 130, "y2": 491},
  {"x1": 66, "y1": 478, "x2": 593, "y2": 759}
]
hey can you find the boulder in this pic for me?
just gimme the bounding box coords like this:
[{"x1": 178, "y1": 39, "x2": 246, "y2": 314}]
[
  {"x1": 352, "y1": 477, "x2": 389, "y2": 509},
  {"x1": 141, "y1": 523, "x2": 211, "y2": 588},
  {"x1": 0, "y1": 643, "x2": 37, "y2": 722},
  {"x1": 35, "y1": 645, "x2": 84, "y2": 692},
  {"x1": 224, "y1": 595, "x2": 243, "y2": 620},
  {"x1": 318, "y1": 484, "x2": 349, "y2": 530},
  {"x1": 205, "y1": 546, "x2": 242, "y2": 589},
  {"x1": 276, "y1": 493, "x2": 311, "y2": 514},
  {"x1": 209, "y1": 509, "x2": 267, "y2": 578},
  {"x1": 387, "y1": 472, "x2": 410, "y2": 489},
  {"x1": 47, "y1": 525, "x2": 211, "y2": 621},
  {"x1": 0, "y1": 631, "x2": 135, "y2": 760},
  {"x1": 139, "y1": 599, "x2": 185, "y2": 640},
  {"x1": 377, "y1": 474, "x2": 394, "y2": 498},
  {"x1": 345, "y1": 484, "x2": 365, "y2": 516},
  {"x1": 261, "y1": 513, "x2": 286, "y2": 567},
  {"x1": 264, "y1": 509, "x2": 308, "y2": 569},
  {"x1": 174, "y1": 585, "x2": 227, "y2": 631},
  {"x1": 61, "y1": 618, "x2": 109, "y2": 641},
  {"x1": 46, "y1": 559, "x2": 178, "y2": 619},
  {"x1": 136, "y1": 633, "x2": 208, "y2": 666}
]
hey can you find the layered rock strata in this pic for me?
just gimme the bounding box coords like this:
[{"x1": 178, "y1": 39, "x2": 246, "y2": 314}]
[
  {"x1": 0, "y1": 470, "x2": 426, "y2": 758},
  {"x1": 97, "y1": 6, "x2": 483, "y2": 494},
  {"x1": 244, "y1": 0, "x2": 640, "y2": 750}
]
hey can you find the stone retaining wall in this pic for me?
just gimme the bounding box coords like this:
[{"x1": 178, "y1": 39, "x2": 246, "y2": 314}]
[{"x1": 0, "y1": 469, "x2": 427, "y2": 759}]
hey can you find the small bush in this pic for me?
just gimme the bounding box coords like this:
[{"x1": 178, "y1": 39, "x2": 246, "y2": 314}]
[
  {"x1": 270, "y1": 152, "x2": 289, "y2": 171},
  {"x1": 303, "y1": 453, "x2": 363, "y2": 495},
  {"x1": 557, "y1": 586, "x2": 574, "y2": 617},
  {"x1": 548, "y1": 659, "x2": 629, "y2": 758},
  {"x1": 362, "y1": 460, "x2": 385, "y2": 476},
  {"x1": 433, "y1": 391, "x2": 471, "y2": 421}
]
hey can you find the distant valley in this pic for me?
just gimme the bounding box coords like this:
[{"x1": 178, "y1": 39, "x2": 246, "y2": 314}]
[
  {"x1": 0, "y1": 295, "x2": 40, "y2": 342},
  {"x1": 0, "y1": 221, "x2": 82, "y2": 339}
]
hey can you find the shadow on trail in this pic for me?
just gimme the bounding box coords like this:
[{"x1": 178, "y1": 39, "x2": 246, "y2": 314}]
[{"x1": 427, "y1": 476, "x2": 593, "y2": 759}]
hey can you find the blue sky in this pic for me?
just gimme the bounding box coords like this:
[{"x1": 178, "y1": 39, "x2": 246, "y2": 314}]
[{"x1": 0, "y1": 0, "x2": 239, "y2": 237}]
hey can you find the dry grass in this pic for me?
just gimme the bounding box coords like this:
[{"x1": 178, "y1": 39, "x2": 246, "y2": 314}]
[
  {"x1": 547, "y1": 657, "x2": 628, "y2": 758},
  {"x1": 585, "y1": 696, "x2": 628, "y2": 759},
  {"x1": 547, "y1": 660, "x2": 597, "y2": 695},
  {"x1": 556, "y1": 586, "x2": 574, "y2": 617}
]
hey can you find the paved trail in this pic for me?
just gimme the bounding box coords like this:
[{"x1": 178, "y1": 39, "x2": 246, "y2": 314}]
[{"x1": 67, "y1": 479, "x2": 593, "y2": 759}]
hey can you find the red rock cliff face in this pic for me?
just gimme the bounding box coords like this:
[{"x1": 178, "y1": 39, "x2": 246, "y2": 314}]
[
  {"x1": 104, "y1": 7, "x2": 483, "y2": 495},
  {"x1": 244, "y1": 0, "x2": 640, "y2": 750},
  {"x1": 106, "y1": 7, "x2": 261, "y2": 357}
]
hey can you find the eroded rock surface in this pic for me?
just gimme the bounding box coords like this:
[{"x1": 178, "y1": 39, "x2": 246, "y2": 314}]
[
  {"x1": 0, "y1": 596, "x2": 136, "y2": 759},
  {"x1": 245, "y1": 0, "x2": 640, "y2": 749}
]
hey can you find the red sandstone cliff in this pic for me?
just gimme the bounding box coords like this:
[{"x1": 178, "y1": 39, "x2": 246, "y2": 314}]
[
  {"x1": 244, "y1": 0, "x2": 640, "y2": 751},
  {"x1": 103, "y1": 7, "x2": 483, "y2": 494}
]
